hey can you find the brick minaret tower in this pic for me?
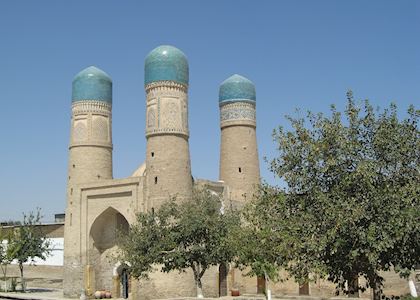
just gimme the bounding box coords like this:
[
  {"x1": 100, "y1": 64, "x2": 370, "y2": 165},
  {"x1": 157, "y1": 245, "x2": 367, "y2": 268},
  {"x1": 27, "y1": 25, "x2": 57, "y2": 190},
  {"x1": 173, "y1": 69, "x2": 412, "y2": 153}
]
[
  {"x1": 144, "y1": 45, "x2": 192, "y2": 208},
  {"x1": 63, "y1": 66, "x2": 113, "y2": 297},
  {"x1": 219, "y1": 74, "x2": 260, "y2": 204}
]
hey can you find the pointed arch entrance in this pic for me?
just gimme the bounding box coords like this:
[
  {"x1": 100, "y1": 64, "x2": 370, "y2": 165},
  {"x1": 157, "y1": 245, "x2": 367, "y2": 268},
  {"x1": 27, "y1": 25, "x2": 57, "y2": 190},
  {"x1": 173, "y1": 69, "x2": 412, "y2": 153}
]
[{"x1": 88, "y1": 207, "x2": 129, "y2": 295}]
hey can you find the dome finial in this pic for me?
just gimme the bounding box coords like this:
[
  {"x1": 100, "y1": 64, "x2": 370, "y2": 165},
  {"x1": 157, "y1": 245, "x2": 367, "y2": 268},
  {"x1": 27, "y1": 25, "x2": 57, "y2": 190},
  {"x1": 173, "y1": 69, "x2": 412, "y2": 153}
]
[
  {"x1": 145, "y1": 45, "x2": 189, "y2": 86},
  {"x1": 72, "y1": 66, "x2": 112, "y2": 103},
  {"x1": 219, "y1": 74, "x2": 256, "y2": 105}
]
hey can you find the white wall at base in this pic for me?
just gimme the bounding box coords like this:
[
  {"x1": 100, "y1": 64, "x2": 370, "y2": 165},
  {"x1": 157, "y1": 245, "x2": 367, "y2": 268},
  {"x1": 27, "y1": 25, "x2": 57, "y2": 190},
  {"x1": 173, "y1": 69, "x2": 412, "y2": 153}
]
[{"x1": 2, "y1": 238, "x2": 63, "y2": 266}]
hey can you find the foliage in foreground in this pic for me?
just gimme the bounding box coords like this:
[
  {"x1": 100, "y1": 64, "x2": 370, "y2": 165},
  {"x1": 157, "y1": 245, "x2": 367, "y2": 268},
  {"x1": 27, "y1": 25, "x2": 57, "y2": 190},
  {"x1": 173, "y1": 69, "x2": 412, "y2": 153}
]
[
  {"x1": 400, "y1": 295, "x2": 420, "y2": 300},
  {"x1": 260, "y1": 92, "x2": 419, "y2": 298},
  {"x1": 4, "y1": 209, "x2": 51, "y2": 291},
  {"x1": 117, "y1": 187, "x2": 240, "y2": 297},
  {"x1": 116, "y1": 92, "x2": 418, "y2": 299},
  {"x1": 236, "y1": 186, "x2": 288, "y2": 282}
]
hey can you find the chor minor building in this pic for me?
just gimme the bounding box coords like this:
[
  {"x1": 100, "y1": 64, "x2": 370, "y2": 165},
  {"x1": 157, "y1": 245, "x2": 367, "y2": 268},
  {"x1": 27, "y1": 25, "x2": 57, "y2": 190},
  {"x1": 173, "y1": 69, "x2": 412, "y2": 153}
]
[
  {"x1": 0, "y1": 44, "x2": 412, "y2": 300},
  {"x1": 0, "y1": 44, "x2": 408, "y2": 299},
  {"x1": 63, "y1": 45, "x2": 261, "y2": 299}
]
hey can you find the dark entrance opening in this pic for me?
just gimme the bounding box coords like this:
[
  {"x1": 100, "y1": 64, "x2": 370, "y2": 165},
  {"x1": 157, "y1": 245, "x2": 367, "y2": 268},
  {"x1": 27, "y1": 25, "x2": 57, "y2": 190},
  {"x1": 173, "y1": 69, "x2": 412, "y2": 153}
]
[
  {"x1": 257, "y1": 276, "x2": 266, "y2": 294},
  {"x1": 121, "y1": 268, "x2": 129, "y2": 299},
  {"x1": 219, "y1": 264, "x2": 228, "y2": 297},
  {"x1": 299, "y1": 282, "x2": 309, "y2": 295}
]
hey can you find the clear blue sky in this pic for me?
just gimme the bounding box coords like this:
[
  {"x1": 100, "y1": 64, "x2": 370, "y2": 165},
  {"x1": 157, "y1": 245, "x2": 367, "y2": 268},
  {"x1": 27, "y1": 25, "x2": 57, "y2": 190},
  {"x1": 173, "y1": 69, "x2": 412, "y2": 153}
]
[{"x1": 0, "y1": 1, "x2": 419, "y2": 222}]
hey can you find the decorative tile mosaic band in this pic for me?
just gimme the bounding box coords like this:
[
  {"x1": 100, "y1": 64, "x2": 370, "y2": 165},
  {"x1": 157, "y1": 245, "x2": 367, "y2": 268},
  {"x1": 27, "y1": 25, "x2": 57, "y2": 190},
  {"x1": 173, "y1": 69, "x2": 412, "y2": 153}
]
[
  {"x1": 145, "y1": 80, "x2": 188, "y2": 94},
  {"x1": 220, "y1": 102, "x2": 256, "y2": 125},
  {"x1": 72, "y1": 100, "x2": 112, "y2": 116}
]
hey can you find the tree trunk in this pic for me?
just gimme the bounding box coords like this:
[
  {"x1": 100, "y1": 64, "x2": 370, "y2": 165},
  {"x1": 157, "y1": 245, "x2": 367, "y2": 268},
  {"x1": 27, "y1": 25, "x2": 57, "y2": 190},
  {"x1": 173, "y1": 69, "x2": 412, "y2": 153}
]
[
  {"x1": 192, "y1": 264, "x2": 204, "y2": 298},
  {"x1": 1, "y1": 265, "x2": 8, "y2": 292},
  {"x1": 4, "y1": 266, "x2": 8, "y2": 292},
  {"x1": 19, "y1": 262, "x2": 25, "y2": 292},
  {"x1": 372, "y1": 284, "x2": 381, "y2": 300},
  {"x1": 264, "y1": 273, "x2": 272, "y2": 300},
  {"x1": 369, "y1": 275, "x2": 382, "y2": 300},
  {"x1": 196, "y1": 278, "x2": 204, "y2": 299}
]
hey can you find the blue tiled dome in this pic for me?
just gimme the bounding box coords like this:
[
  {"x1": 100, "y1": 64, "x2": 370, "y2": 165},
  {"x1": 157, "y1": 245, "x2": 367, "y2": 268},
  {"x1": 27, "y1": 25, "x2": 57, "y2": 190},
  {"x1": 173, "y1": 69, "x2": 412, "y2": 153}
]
[
  {"x1": 145, "y1": 45, "x2": 189, "y2": 86},
  {"x1": 72, "y1": 66, "x2": 112, "y2": 103},
  {"x1": 219, "y1": 74, "x2": 256, "y2": 105}
]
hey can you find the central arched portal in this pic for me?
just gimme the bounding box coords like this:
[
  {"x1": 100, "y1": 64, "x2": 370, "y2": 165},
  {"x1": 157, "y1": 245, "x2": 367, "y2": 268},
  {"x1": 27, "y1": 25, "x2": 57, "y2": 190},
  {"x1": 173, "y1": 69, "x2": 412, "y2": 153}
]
[{"x1": 89, "y1": 207, "x2": 129, "y2": 296}]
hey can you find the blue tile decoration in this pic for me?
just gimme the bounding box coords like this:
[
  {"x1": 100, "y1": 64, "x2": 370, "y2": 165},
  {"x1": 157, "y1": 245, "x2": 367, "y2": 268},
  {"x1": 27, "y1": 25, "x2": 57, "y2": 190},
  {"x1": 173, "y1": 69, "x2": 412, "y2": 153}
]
[
  {"x1": 72, "y1": 66, "x2": 112, "y2": 103},
  {"x1": 220, "y1": 103, "x2": 256, "y2": 123},
  {"x1": 219, "y1": 74, "x2": 256, "y2": 105},
  {"x1": 145, "y1": 45, "x2": 189, "y2": 86}
]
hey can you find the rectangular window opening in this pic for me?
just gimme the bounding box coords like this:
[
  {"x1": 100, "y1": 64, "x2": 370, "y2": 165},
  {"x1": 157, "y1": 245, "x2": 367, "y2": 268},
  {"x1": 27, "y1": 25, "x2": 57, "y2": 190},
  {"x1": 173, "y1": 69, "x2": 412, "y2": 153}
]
[
  {"x1": 154, "y1": 176, "x2": 158, "y2": 184},
  {"x1": 151, "y1": 152, "x2": 154, "y2": 157},
  {"x1": 238, "y1": 167, "x2": 242, "y2": 173}
]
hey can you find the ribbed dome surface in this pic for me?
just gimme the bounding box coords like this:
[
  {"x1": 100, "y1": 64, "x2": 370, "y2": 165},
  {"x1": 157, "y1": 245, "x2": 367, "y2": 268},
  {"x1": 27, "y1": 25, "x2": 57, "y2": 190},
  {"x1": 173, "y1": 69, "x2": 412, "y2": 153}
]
[
  {"x1": 219, "y1": 74, "x2": 256, "y2": 105},
  {"x1": 72, "y1": 66, "x2": 112, "y2": 103},
  {"x1": 145, "y1": 45, "x2": 189, "y2": 86}
]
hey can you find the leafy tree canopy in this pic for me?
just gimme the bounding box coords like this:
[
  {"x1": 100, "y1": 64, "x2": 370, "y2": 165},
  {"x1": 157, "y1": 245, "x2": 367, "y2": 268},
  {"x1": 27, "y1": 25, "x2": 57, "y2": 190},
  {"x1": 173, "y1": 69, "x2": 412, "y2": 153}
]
[
  {"x1": 117, "y1": 187, "x2": 240, "y2": 297},
  {"x1": 237, "y1": 186, "x2": 290, "y2": 282},
  {"x1": 248, "y1": 92, "x2": 419, "y2": 298},
  {"x1": 7, "y1": 209, "x2": 51, "y2": 290}
]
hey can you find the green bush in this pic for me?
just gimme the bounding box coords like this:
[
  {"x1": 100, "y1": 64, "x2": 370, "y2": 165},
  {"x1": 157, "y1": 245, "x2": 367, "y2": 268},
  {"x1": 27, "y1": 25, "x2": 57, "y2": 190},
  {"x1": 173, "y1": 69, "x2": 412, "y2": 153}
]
[{"x1": 400, "y1": 295, "x2": 420, "y2": 300}]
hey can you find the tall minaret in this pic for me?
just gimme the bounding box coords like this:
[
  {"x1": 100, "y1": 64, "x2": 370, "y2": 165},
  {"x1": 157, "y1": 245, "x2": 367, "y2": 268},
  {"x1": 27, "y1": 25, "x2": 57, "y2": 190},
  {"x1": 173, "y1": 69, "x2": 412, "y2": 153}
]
[
  {"x1": 63, "y1": 66, "x2": 113, "y2": 297},
  {"x1": 144, "y1": 45, "x2": 192, "y2": 209},
  {"x1": 219, "y1": 74, "x2": 260, "y2": 204}
]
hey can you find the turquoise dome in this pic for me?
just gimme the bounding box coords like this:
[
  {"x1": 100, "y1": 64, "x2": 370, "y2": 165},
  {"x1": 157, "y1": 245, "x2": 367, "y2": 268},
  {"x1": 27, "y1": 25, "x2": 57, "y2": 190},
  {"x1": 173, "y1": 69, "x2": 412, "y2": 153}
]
[
  {"x1": 145, "y1": 45, "x2": 189, "y2": 86},
  {"x1": 219, "y1": 74, "x2": 256, "y2": 105},
  {"x1": 72, "y1": 66, "x2": 112, "y2": 103}
]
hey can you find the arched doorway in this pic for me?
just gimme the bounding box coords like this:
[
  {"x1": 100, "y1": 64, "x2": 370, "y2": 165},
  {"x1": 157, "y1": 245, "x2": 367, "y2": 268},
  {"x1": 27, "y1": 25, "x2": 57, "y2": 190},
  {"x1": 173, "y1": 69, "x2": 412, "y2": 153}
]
[
  {"x1": 257, "y1": 276, "x2": 266, "y2": 294},
  {"x1": 89, "y1": 207, "x2": 129, "y2": 295},
  {"x1": 113, "y1": 262, "x2": 130, "y2": 299}
]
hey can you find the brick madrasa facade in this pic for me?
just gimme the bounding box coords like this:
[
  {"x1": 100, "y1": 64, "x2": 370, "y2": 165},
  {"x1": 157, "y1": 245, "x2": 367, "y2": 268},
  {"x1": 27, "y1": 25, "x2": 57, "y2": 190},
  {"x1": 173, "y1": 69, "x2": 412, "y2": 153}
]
[{"x1": 63, "y1": 45, "x2": 261, "y2": 299}]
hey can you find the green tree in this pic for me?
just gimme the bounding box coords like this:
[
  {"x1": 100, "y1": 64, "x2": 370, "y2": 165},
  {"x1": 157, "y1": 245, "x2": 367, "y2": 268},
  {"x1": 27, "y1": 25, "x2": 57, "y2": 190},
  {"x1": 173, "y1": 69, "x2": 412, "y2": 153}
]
[
  {"x1": 117, "y1": 187, "x2": 240, "y2": 298},
  {"x1": 236, "y1": 186, "x2": 287, "y2": 296},
  {"x1": 237, "y1": 184, "x2": 328, "y2": 298},
  {"x1": 7, "y1": 209, "x2": 51, "y2": 291},
  {"x1": 264, "y1": 92, "x2": 419, "y2": 298}
]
